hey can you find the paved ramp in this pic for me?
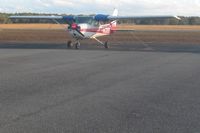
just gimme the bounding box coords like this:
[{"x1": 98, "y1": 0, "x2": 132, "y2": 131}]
[{"x1": 0, "y1": 48, "x2": 200, "y2": 133}]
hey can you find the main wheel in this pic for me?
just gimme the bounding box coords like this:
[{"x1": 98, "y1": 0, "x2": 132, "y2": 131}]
[
  {"x1": 75, "y1": 41, "x2": 80, "y2": 49},
  {"x1": 67, "y1": 41, "x2": 73, "y2": 48},
  {"x1": 104, "y1": 41, "x2": 109, "y2": 49}
]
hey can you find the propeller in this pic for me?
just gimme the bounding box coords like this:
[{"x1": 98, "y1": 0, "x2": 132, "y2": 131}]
[{"x1": 69, "y1": 23, "x2": 85, "y2": 37}]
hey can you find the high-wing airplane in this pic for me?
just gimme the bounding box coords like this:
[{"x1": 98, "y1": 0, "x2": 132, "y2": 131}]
[{"x1": 10, "y1": 9, "x2": 180, "y2": 49}]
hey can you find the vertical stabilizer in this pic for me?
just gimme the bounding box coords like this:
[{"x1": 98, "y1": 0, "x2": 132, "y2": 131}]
[
  {"x1": 112, "y1": 8, "x2": 118, "y2": 16},
  {"x1": 110, "y1": 9, "x2": 118, "y2": 32}
]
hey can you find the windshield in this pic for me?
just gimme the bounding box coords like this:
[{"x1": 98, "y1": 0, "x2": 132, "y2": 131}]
[{"x1": 75, "y1": 16, "x2": 99, "y2": 26}]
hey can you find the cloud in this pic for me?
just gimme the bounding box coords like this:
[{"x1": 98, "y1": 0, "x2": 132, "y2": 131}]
[
  {"x1": 0, "y1": 0, "x2": 200, "y2": 16},
  {"x1": 36, "y1": 0, "x2": 51, "y2": 7},
  {"x1": 53, "y1": 0, "x2": 74, "y2": 6}
]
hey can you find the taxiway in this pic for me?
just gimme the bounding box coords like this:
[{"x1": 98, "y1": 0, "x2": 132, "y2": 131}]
[{"x1": 0, "y1": 43, "x2": 200, "y2": 132}]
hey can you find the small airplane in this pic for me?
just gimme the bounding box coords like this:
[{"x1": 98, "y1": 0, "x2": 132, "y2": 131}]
[{"x1": 10, "y1": 9, "x2": 180, "y2": 49}]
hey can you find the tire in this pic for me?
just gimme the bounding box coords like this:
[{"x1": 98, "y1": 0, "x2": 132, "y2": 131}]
[
  {"x1": 67, "y1": 41, "x2": 72, "y2": 48},
  {"x1": 75, "y1": 42, "x2": 80, "y2": 49},
  {"x1": 104, "y1": 41, "x2": 109, "y2": 49}
]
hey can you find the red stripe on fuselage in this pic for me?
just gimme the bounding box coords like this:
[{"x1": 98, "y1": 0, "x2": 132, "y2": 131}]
[
  {"x1": 81, "y1": 30, "x2": 109, "y2": 35},
  {"x1": 78, "y1": 23, "x2": 117, "y2": 35},
  {"x1": 80, "y1": 28, "x2": 114, "y2": 34}
]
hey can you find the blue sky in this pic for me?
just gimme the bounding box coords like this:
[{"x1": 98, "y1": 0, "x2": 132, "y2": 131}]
[{"x1": 0, "y1": 0, "x2": 200, "y2": 16}]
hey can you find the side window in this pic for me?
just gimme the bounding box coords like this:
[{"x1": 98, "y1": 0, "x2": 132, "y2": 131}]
[{"x1": 93, "y1": 21, "x2": 100, "y2": 26}]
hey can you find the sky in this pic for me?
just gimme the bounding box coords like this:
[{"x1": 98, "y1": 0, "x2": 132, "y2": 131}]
[{"x1": 1, "y1": 0, "x2": 200, "y2": 16}]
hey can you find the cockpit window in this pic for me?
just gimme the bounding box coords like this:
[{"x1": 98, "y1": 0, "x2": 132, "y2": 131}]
[{"x1": 75, "y1": 16, "x2": 99, "y2": 26}]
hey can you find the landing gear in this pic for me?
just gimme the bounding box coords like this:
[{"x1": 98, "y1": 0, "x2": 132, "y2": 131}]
[
  {"x1": 67, "y1": 41, "x2": 73, "y2": 48},
  {"x1": 67, "y1": 38, "x2": 109, "y2": 49},
  {"x1": 104, "y1": 41, "x2": 109, "y2": 49},
  {"x1": 93, "y1": 37, "x2": 109, "y2": 49},
  {"x1": 67, "y1": 40, "x2": 81, "y2": 49},
  {"x1": 75, "y1": 41, "x2": 80, "y2": 49}
]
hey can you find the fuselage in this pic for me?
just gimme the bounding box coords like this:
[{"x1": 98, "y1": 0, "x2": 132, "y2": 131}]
[{"x1": 67, "y1": 16, "x2": 117, "y2": 40}]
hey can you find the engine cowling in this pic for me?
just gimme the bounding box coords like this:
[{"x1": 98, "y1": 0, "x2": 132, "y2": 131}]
[
  {"x1": 71, "y1": 23, "x2": 78, "y2": 29},
  {"x1": 94, "y1": 14, "x2": 109, "y2": 21}
]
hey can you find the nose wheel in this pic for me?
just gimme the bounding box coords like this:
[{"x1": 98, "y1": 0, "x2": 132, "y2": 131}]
[
  {"x1": 75, "y1": 41, "x2": 81, "y2": 49},
  {"x1": 67, "y1": 41, "x2": 73, "y2": 48}
]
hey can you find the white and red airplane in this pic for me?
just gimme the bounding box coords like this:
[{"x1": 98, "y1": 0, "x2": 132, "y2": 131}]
[{"x1": 10, "y1": 9, "x2": 180, "y2": 49}]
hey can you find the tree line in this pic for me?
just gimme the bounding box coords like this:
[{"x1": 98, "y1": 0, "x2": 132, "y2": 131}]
[{"x1": 1, "y1": 13, "x2": 200, "y2": 25}]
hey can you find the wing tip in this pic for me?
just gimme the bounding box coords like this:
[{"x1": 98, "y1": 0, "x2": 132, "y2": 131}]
[{"x1": 174, "y1": 16, "x2": 181, "y2": 20}]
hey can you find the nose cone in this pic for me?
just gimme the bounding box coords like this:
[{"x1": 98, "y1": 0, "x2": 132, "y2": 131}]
[{"x1": 72, "y1": 23, "x2": 78, "y2": 29}]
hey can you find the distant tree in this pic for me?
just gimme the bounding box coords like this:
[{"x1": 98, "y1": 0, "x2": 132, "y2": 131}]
[
  {"x1": 169, "y1": 18, "x2": 180, "y2": 25},
  {"x1": 188, "y1": 17, "x2": 200, "y2": 25}
]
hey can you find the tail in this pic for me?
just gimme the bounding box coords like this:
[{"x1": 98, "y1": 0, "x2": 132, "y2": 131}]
[
  {"x1": 112, "y1": 8, "x2": 118, "y2": 17},
  {"x1": 110, "y1": 8, "x2": 118, "y2": 32}
]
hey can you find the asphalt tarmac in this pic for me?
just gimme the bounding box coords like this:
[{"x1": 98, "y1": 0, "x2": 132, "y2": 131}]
[{"x1": 0, "y1": 43, "x2": 200, "y2": 133}]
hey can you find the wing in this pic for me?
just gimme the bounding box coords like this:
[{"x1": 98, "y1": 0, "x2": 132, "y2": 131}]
[
  {"x1": 9, "y1": 15, "x2": 75, "y2": 24},
  {"x1": 9, "y1": 16, "x2": 63, "y2": 19},
  {"x1": 108, "y1": 15, "x2": 181, "y2": 20},
  {"x1": 94, "y1": 14, "x2": 181, "y2": 21}
]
